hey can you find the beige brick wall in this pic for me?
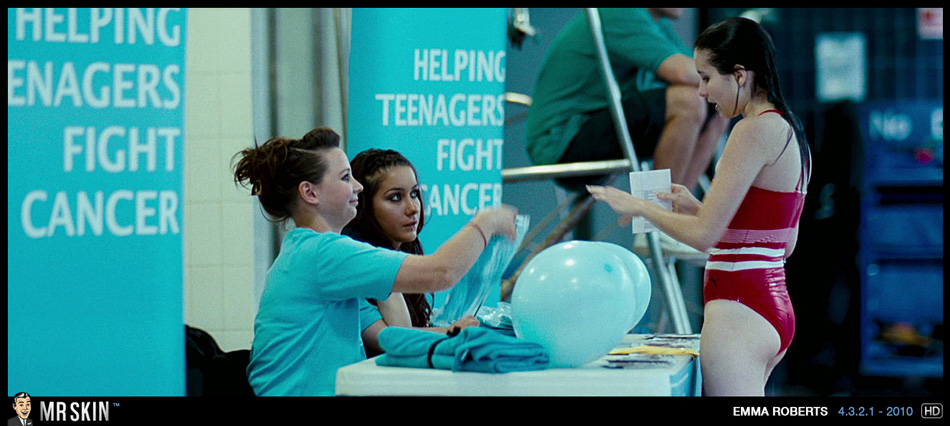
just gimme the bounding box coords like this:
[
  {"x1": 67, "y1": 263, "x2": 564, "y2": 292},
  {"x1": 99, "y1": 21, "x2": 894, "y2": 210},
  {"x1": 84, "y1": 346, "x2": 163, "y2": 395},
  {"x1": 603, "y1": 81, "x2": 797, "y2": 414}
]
[{"x1": 183, "y1": 8, "x2": 256, "y2": 352}]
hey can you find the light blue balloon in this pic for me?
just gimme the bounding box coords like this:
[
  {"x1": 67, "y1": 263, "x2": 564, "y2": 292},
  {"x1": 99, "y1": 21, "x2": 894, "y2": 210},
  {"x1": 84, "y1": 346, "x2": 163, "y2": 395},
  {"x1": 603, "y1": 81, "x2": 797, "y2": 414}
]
[
  {"x1": 511, "y1": 241, "x2": 638, "y2": 367},
  {"x1": 596, "y1": 242, "x2": 652, "y2": 330}
]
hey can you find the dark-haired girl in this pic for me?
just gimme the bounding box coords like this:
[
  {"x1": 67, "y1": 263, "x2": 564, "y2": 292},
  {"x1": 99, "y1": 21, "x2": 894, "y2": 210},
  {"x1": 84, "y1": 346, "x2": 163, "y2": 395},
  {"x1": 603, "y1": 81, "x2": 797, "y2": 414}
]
[
  {"x1": 587, "y1": 18, "x2": 810, "y2": 395},
  {"x1": 342, "y1": 149, "x2": 479, "y2": 356},
  {"x1": 233, "y1": 127, "x2": 516, "y2": 396}
]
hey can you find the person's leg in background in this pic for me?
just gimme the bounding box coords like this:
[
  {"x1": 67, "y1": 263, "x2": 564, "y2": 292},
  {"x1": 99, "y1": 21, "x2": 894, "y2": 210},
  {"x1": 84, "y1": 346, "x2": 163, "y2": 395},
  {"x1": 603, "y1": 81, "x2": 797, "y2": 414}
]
[
  {"x1": 552, "y1": 89, "x2": 666, "y2": 240},
  {"x1": 554, "y1": 88, "x2": 667, "y2": 190},
  {"x1": 652, "y1": 84, "x2": 723, "y2": 192},
  {"x1": 684, "y1": 105, "x2": 729, "y2": 193},
  {"x1": 550, "y1": 85, "x2": 726, "y2": 239}
]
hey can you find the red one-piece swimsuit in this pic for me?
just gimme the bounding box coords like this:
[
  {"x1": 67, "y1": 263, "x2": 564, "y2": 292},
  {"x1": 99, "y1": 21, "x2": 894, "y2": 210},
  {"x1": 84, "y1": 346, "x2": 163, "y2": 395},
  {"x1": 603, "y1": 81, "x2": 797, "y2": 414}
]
[{"x1": 703, "y1": 109, "x2": 807, "y2": 355}]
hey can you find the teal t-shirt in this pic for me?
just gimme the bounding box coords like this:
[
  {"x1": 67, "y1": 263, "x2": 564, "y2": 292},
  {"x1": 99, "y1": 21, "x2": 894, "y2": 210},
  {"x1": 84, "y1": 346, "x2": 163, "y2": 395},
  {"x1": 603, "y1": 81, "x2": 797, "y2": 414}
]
[
  {"x1": 525, "y1": 8, "x2": 690, "y2": 165},
  {"x1": 247, "y1": 228, "x2": 409, "y2": 396}
]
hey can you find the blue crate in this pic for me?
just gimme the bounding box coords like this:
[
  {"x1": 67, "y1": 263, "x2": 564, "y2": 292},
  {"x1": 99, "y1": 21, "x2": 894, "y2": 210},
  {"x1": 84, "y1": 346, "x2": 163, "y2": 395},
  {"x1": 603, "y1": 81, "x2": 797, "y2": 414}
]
[
  {"x1": 865, "y1": 205, "x2": 943, "y2": 253},
  {"x1": 859, "y1": 101, "x2": 943, "y2": 185}
]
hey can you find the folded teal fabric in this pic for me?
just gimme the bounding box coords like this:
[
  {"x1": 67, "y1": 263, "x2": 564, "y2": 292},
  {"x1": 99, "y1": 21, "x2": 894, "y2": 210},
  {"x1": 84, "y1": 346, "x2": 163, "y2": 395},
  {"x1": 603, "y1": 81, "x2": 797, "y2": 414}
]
[{"x1": 375, "y1": 327, "x2": 549, "y2": 373}]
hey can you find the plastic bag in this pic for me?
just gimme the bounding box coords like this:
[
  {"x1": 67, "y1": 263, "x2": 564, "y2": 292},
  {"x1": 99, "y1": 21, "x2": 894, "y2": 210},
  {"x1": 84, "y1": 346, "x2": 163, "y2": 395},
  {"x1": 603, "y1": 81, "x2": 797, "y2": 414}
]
[
  {"x1": 431, "y1": 215, "x2": 529, "y2": 327},
  {"x1": 476, "y1": 302, "x2": 512, "y2": 328},
  {"x1": 475, "y1": 302, "x2": 516, "y2": 336}
]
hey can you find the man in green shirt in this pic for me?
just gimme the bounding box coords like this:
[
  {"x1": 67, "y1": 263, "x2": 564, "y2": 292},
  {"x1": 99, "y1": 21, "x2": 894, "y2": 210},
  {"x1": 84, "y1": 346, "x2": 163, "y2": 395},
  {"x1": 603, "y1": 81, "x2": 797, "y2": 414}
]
[{"x1": 526, "y1": 8, "x2": 728, "y2": 192}]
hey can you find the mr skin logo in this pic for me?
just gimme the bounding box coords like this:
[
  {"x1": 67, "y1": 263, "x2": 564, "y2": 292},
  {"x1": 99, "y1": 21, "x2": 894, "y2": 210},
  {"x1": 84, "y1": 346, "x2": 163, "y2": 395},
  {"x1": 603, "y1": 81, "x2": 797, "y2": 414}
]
[
  {"x1": 39, "y1": 401, "x2": 111, "y2": 422},
  {"x1": 12, "y1": 392, "x2": 115, "y2": 424},
  {"x1": 9, "y1": 393, "x2": 110, "y2": 423}
]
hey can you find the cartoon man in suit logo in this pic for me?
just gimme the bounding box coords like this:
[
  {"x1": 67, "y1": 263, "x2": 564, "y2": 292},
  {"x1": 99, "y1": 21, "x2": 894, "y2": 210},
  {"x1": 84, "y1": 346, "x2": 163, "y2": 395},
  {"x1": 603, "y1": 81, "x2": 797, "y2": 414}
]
[{"x1": 9, "y1": 393, "x2": 31, "y2": 426}]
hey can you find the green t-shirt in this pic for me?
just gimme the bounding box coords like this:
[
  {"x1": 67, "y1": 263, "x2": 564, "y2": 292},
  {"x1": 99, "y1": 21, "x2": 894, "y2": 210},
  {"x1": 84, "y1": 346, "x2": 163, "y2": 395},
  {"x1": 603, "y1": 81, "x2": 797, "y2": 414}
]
[{"x1": 525, "y1": 9, "x2": 690, "y2": 165}]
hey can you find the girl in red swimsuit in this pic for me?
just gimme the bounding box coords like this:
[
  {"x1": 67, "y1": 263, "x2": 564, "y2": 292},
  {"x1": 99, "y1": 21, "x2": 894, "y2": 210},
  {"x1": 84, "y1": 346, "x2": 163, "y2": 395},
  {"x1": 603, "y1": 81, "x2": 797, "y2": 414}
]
[{"x1": 587, "y1": 17, "x2": 810, "y2": 396}]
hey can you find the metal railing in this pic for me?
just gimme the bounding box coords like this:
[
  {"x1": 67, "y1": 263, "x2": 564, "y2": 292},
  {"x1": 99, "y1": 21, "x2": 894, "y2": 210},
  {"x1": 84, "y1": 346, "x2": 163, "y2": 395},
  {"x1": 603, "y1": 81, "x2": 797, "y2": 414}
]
[{"x1": 500, "y1": 8, "x2": 693, "y2": 334}]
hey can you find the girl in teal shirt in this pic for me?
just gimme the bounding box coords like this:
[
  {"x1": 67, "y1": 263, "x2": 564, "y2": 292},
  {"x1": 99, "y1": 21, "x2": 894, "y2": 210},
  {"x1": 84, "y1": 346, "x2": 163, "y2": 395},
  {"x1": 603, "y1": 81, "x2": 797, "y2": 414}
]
[{"x1": 233, "y1": 127, "x2": 517, "y2": 396}]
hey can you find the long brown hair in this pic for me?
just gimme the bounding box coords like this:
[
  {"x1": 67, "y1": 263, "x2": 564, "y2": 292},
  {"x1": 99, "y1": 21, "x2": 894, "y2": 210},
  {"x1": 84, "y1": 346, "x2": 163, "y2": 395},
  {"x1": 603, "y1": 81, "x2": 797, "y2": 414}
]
[
  {"x1": 344, "y1": 149, "x2": 432, "y2": 327},
  {"x1": 695, "y1": 17, "x2": 810, "y2": 185}
]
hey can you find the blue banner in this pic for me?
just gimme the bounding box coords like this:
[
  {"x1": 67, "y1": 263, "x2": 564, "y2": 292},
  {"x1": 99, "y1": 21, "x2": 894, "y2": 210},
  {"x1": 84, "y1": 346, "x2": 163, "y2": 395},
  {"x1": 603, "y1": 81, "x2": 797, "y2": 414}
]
[
  {"x1": 8, "y1": 8, "x2": 187, "y2": 396},
  {"x1": 347, "y1": 9, "x2": 508, "y2": 306}
]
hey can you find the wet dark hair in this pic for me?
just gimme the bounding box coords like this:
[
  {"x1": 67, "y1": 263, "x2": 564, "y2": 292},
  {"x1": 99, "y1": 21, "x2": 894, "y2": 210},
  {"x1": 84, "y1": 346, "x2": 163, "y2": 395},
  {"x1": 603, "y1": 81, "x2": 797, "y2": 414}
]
[
  {"x1": 344, "y1": 148, "x2": 432, "y2": 327},
  {"x1": 695, "y1": 17, "x2": 810, "y2": 182},
  {"x1": 232, "y1": 126, "x2": 341, "y2": 223}
]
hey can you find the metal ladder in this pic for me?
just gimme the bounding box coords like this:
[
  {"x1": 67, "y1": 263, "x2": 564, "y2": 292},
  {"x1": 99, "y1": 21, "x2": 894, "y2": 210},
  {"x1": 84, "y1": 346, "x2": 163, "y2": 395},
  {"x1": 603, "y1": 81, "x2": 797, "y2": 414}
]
[{"x1": 500, "y1": 8, "x2": 693, "y2": 334}]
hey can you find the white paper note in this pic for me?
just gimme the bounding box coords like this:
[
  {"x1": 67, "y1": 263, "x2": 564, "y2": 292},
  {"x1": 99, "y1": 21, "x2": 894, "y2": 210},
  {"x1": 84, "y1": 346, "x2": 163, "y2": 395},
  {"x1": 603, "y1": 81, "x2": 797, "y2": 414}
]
[{"x1": 628, "y1": 169, "x2": 672, "y2": 234}]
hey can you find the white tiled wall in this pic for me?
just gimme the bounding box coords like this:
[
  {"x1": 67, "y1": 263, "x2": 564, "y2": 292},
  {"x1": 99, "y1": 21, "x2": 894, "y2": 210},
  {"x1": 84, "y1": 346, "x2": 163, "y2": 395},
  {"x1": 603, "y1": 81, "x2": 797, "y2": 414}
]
[{"x1": 183, "y1": 8, "x2": 256, "y2": 352}]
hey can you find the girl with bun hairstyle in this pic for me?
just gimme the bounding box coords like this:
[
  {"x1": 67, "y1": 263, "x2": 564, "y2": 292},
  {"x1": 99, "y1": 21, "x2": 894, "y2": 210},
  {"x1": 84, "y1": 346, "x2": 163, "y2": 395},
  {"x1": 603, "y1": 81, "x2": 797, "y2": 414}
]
[{"x1": 233, "y1": 127, "x2": 517, "y2": 396}]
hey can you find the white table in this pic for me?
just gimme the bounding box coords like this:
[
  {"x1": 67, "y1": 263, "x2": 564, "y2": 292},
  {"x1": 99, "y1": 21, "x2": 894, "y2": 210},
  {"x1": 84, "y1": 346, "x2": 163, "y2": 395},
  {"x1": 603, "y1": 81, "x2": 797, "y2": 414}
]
[{"x1": 336, "y1": 333, "x2": 701, "y2": 396}]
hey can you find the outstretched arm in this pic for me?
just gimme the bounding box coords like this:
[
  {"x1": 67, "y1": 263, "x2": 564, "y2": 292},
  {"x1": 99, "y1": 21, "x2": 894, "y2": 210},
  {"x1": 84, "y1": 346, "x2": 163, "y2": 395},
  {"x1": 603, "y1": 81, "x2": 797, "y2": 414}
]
[
  {"x1": 588, "y1": 118, "x2": 774, "y2": 251},
  {"x1": 392, "y1": 206, "x2": 518, "y2": 294}
]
